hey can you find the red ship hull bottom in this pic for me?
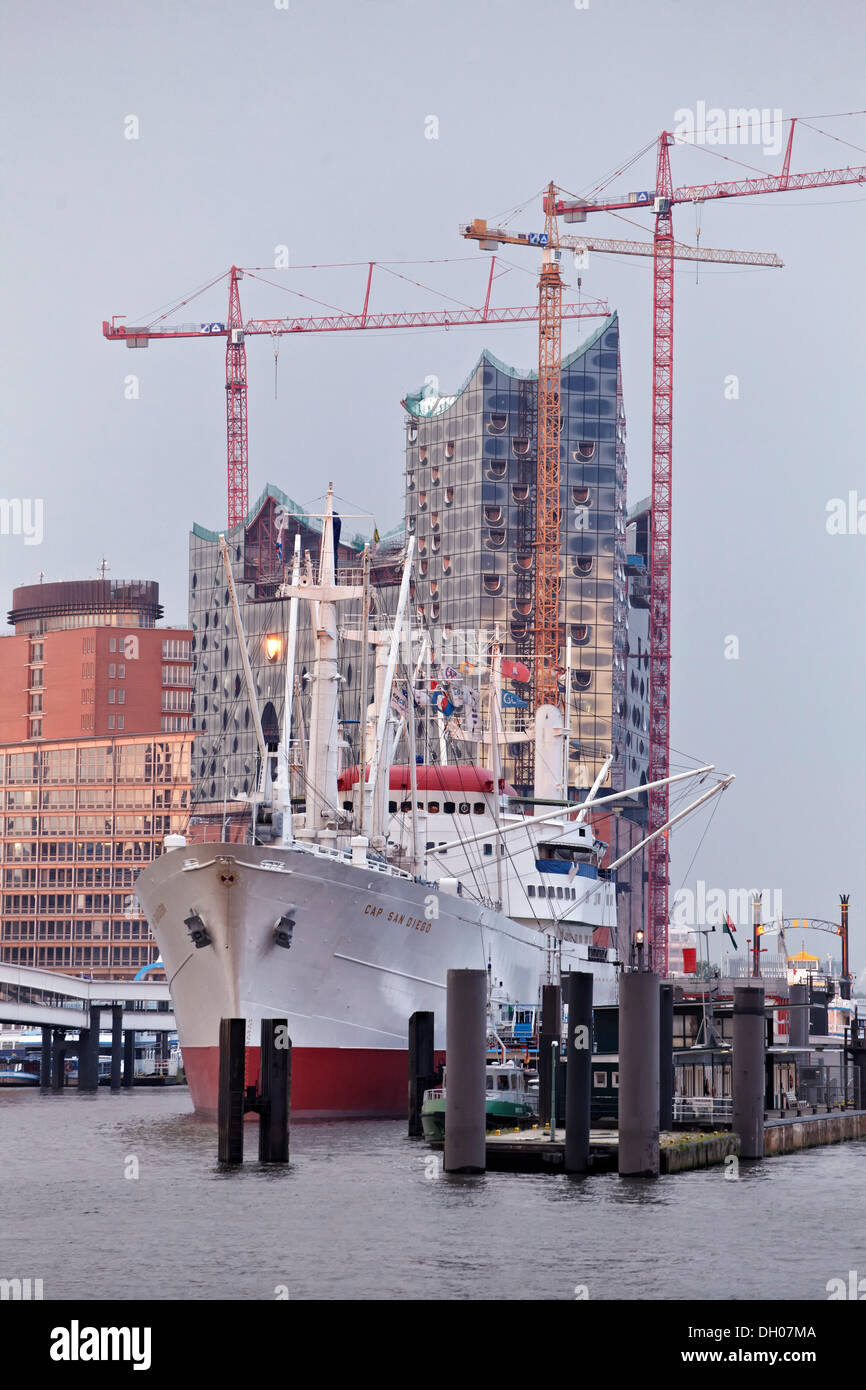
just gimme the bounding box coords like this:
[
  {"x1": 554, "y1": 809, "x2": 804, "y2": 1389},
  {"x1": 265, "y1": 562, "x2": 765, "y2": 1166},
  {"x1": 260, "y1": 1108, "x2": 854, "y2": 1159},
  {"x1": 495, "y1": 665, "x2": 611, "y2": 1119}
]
[{"x1": 183, "y1": 1045, "x2": 416, "y2": 1119}]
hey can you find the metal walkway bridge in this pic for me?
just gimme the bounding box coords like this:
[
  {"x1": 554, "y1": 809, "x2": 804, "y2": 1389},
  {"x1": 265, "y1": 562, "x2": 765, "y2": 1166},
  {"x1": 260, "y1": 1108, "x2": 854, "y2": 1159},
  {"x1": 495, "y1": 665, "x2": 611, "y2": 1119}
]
[{"x1": 0, "y1": 962, "x2": 175, "y2": 1031}]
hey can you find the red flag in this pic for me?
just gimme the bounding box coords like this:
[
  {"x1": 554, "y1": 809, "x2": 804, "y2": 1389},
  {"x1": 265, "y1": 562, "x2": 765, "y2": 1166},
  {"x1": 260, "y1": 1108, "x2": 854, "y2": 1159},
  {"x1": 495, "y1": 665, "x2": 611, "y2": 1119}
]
[
  {"x1": 682, "y1": 946, "x2": 697, "y2": 974},
  {"x1": 501, "y1": 659, "x2": 530, "y2": 683}
]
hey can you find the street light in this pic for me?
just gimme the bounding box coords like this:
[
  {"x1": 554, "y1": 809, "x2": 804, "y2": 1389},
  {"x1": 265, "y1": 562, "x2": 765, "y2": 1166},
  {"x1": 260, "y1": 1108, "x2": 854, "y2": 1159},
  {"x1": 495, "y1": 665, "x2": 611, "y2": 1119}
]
[{"x1": 635, "y1": 928, "x2": 645, "y2": 972}]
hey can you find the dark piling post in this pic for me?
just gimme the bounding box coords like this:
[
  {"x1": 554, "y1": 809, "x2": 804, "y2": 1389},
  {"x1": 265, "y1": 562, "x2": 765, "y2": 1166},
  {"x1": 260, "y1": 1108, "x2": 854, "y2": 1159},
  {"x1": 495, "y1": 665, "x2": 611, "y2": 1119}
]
[
  {"x1": 408, "y1": 1010, "x2": 435, "y2": 1137},
  {"x1": 110, "y1": 1004, "x2": 123, "y2": 1093},
  {"x1": 51, "y1": 1029, "x2": 66, "y2": 1091},
  {"x1": 733, "y1": 984, "x2": 765, "y2": 1158},
  {"x1": 78, "y1": 1004, "x2": 101, "y2": 1092},
  {"x1": 122, "y1": 1030, "x2": 135, "y2": 1088},
  {"x1": 258, "y1": 1019, "x2": 291, "y2": 1163},
  {"x1": 564, "y1": 971, "x2": 593, "y2": 1173},
  {"x1": 444, "y1": 969, "x2": 487, "y2": 1173},
  {"x1": 618, "y1": 971, "x2": 660, "y2": 1177},
  {"x1": 218, "y1": 1017, "x2": 246, "y2": 1165},
  {"x1": 851, "y1": 1012, "x2": 866, "y2": 1111},
  {"x1": 840, "y1": 895, "x2": 851, "y2": 1000},
  {"x1": 40, "y1": 1026, "x2": 52, "y2": 1090},
  {"x1": 659, "y1": 983, "x2": 674, "y2": 1131},
  {"x1": 789, "y1": 983, "x2": 809, "y2": 1048},
  {"x1": 538, "y1": 983, "x2": 561, "y2": 1126}
]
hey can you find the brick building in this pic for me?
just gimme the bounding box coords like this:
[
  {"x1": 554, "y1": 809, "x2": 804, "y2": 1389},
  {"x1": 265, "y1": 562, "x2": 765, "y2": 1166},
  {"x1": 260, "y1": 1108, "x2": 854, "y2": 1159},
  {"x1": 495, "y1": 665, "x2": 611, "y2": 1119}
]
[{"x1": 0, "y1": 579, "x2": 192, "y2": 979}]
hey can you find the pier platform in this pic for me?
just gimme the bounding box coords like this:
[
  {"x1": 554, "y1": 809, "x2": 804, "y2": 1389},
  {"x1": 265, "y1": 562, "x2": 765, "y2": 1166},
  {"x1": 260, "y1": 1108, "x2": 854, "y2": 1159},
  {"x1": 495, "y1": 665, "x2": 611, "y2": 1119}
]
[
  {"x1": 429, "y1": 1109, "x2": 866, "y2": 1174},
  {"x1": 428, "y1": 1127, "x2": 740, "y2": 1173}
]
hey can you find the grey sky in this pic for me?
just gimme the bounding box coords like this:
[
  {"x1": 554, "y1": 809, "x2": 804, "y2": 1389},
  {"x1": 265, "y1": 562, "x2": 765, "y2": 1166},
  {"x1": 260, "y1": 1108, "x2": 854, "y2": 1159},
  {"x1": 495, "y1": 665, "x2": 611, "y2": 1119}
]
[{"x1": 2, "y1": 0, "x2": 865, "y2": 967}]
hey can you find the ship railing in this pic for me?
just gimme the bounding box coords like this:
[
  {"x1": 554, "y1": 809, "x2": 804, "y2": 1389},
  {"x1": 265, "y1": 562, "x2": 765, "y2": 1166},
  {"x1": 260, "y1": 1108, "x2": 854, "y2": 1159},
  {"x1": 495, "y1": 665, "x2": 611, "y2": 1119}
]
[
  {"x1": 673, "y1": 1096, "x2": 733, "y2": 1125},
  {"x1": 292, "y1": 840, "x2": 414, "y2": 880},
  {"x1": 424, "y1": 1087, "x2": 445, "y2": 1101}
]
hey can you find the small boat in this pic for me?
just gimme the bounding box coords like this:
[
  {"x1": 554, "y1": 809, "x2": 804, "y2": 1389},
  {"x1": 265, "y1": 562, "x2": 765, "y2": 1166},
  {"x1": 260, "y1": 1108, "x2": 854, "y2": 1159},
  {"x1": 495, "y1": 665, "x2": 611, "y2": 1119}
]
[
  {"x1": 421, "y1": 1061, "x2": 537, "y2": 1141},
  {"x1": 0, "y1": 1069, "x2": 40, "y2": 1087}
]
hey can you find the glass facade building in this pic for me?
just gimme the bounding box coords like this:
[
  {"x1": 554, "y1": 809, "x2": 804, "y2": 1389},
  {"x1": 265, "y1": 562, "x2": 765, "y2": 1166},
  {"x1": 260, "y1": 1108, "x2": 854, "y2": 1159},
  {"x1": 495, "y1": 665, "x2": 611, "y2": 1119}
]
[{"x1": 403, "y1": 314, "x2": 630, "y2": 797}]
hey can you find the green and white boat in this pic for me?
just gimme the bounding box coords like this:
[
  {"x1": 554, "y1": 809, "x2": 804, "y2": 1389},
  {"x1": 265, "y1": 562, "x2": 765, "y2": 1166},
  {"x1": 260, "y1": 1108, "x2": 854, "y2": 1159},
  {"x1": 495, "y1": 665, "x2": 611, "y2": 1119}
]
[{"x1": 421, "y1": 1062, "x2": 537, "y2": 1141}]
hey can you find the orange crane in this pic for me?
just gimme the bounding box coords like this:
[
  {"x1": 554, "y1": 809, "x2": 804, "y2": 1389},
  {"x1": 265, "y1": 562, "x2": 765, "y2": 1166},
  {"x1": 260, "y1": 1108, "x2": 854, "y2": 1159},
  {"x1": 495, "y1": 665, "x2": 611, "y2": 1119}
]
[
  {"x1": 103, "y1": 261, "x2": 609, "y2": 530},
  {"x1": 462, "y1": 190, "x2": 782, "y2": 728}
]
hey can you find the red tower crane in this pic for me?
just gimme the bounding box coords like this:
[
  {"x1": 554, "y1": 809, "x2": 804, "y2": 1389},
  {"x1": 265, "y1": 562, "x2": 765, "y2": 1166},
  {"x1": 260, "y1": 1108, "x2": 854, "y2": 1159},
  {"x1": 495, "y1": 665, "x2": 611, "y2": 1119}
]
[
  {"x1": 462, "y1": 201, "x2": 782, "y2": 716},
  {"x1": 103, "y1": 262, "x2": 610, "y2": 530},
  {"x1": 550, "y1": 119, "x2": 866, "y2": 972}
]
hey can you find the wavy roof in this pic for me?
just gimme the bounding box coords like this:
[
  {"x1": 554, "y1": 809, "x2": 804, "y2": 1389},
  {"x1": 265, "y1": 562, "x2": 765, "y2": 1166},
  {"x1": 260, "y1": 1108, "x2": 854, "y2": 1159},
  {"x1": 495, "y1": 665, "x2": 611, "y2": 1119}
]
[{"x1": 404, "y1": 312, "x2": 618, "y2": 418}]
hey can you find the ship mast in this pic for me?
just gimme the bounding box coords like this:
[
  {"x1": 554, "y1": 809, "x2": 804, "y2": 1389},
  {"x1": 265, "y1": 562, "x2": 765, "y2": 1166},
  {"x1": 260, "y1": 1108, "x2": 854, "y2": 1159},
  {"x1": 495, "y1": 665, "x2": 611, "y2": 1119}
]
[
  {"x1": 275, "y1": 532, "x2": 302, "y2": 846},
  {"x1": 283, "y1": 485, "x2": 364, "y2": 847}
]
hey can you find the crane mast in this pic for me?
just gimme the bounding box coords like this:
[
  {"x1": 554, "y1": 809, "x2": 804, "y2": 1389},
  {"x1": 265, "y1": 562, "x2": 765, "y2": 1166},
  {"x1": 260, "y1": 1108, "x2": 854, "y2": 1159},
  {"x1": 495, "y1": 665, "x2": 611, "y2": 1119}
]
[
  {"x1": 646, "y1": 133, "x2": 675, "y2": 974},
  {"x1": 226, "y1": 267, "x2": 249, "y2": 531},
  {"x1": 534, "y1": 182, "x2": 564, "y2": 714}
]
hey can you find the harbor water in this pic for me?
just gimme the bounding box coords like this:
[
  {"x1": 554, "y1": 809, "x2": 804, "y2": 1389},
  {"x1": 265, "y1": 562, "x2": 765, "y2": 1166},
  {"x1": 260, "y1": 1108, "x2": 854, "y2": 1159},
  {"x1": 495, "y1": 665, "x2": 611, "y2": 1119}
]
[{"x1": 2, "y1": 1087, "x2": 865, "y2": 1301}]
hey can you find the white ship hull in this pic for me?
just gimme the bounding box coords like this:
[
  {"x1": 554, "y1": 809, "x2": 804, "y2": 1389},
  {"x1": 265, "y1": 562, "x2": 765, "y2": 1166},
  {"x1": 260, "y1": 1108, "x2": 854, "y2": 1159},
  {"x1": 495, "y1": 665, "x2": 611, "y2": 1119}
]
[{"x1": 135, "y1": 840, "x2": 618, "y2": 1117}]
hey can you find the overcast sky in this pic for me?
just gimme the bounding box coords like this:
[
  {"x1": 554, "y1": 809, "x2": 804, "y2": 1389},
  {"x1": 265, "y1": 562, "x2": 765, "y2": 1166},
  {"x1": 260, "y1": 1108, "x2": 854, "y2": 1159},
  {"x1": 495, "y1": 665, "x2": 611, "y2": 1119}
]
[{"x1": 2, "y1": 0, "x2": 865, "y2": 970}]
